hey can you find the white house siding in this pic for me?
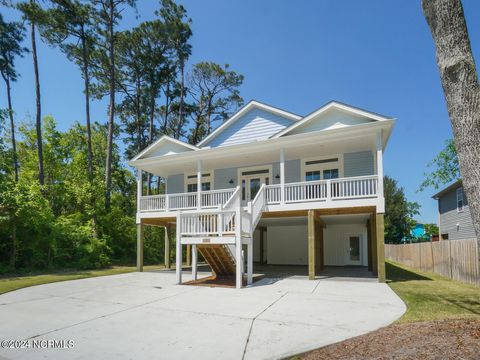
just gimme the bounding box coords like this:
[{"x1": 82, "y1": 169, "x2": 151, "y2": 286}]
[
  {"x1": 439, "y1": 187, "x2": 476, "y2": 240},
  {"x1": 344, "y1": 151, "x2": 374, "y2": 177},
  {"x1": 324, "y1": 224, "x2": 368, "y2": 266},
  {"x1": 205, "y1": 108, "x2": 294, "y2": 148},
  {"x1": 266, "y1": 225, "x2": 308, "y2": 265},
  {"x1": 287, "y1": 108, "x2": 374, "y2": 135}
]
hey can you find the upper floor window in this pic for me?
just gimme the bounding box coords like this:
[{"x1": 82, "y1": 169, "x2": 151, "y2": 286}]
[
  {"x1": 305, "y1": 171, "x2": 321, "y2": 182},
  {"x1": 303, "y1": 155, "x2": 342, "y2": 182},
  {"x1": 186, "y1": 173, "x2": 211, "y2": 192},
  {"x1": 457, "y1": 187, "x2": 464, "y2": 212}
]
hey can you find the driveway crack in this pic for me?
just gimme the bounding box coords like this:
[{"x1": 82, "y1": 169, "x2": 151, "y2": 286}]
[{"x1": 241, "y1": 292, "x2": 288, "y2": 360}]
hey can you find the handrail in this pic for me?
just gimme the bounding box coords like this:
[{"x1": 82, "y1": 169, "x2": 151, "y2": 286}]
[
  {"x1": 221, "y1": 186, "x2": 241, "y2": 210},
  {"x1": 250, "y1": 184, "x2": 266, "y2": 231}
]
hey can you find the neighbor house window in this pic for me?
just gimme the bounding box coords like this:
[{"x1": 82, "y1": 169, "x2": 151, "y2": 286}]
[{"x1": 457, "y1": 187, "x2": 464, "y2": 212}]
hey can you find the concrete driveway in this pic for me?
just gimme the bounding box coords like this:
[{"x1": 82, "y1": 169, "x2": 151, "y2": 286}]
[{"x1": 0, "y1": 270, "x2": 405, "y2": 360}]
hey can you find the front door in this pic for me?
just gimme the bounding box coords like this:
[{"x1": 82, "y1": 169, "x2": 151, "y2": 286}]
[
  {"x1": 240, "y1": 169, "x2": 270, "y2": 206},
  {"x1": 346, "y1": 235, "x2": 362, "y2": 265}
]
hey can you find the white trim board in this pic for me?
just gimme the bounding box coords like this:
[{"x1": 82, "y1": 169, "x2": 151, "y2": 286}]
[{"x1": 273, "y1": 101, "x2": 394, "y2": 138}]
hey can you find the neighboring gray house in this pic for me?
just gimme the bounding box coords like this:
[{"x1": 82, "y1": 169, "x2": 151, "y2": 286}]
[{"x1": 433, "y1": 180, "x2": 476, "y2": 240}]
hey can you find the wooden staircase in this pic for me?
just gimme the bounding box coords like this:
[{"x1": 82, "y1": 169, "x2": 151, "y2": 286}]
[{"x1": 197, "y1": 244, "x2": 236, "y2": 276}]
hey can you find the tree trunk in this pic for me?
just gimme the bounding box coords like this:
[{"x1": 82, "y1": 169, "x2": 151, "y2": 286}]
[
  {"x1": 10, "y1": 217, "x2": 16, "y2": 269},
  {"x1": 31, "y1": 20, "x2": 44, "y2": 185},
  {"x1": 177, "y1": 60, "x2": 185, "y2": 139},
  {"x1": 81, "y1": 27, "x2": 98, "y2": 234},
  {"x1": 422, "y1": 0, "x2": 480, "y2": 248},
  {"x1": 5, "y1": 75, "x2": 19, "y2": 182},
  {"x1": 104, "y1": 0, "x2": 115, "y2": 210},
  {"x1": 163, "y1": 79, "x2": 170, "y2": 135},
  {"x1": 81, "y1": 27, "x2": 94, "y2": 183},
  {"x1": 147, "y1": 90, "x2": 156, "y2": 195}
]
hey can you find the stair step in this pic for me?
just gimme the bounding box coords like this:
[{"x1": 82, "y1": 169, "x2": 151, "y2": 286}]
[{"x1": 198, "y1": 244, "x2": 236, "y2": 276}]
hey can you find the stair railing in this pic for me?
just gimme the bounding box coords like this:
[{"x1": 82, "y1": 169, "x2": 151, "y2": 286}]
[{"x1": 249, "y1": 184, "x2": 266, "y2": 232}]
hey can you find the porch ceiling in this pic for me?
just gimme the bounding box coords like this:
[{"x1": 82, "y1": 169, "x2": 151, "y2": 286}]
[{"x1": 137, "y1": 132, "x2": 377, "y2": 178}]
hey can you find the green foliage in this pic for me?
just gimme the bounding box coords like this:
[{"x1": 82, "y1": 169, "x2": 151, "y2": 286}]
[
  {"x1": 384, "y1": 176, "x2": 421, "y2": 244},
  {"x1": 0, "y1": 13, "x2": 27, "y2": 82},
  {"x1": 423, "y1": 223, "x2": 439, "y2": 237},
  {"x1": 0, "y1": 117, "x2": 136, "y2": 272},
  {"x1": 419, "y1": 139, "x2": 459, "y2": 191},
  {"x1": 188, "y1": 62, "x2": 244, "y2": 144}
]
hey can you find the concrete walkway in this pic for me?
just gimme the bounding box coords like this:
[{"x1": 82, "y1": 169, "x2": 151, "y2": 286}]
[{"x1": 0, "y1": 270, "x2": 405, "y2": 360}]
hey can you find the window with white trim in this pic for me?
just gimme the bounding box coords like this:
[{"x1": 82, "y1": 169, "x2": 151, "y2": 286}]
[
  {"x1": 457, "y1": 187, "x2": 464, "y2": 212},
  {"x1": 185, "y1": 173, "x2": 211, "y2": 192},
  {"x1": 303, "y1": 157, "x2": 341, "y2": 181}
]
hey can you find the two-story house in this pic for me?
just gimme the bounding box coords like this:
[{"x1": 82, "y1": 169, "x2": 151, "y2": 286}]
[
  {"x1": 433, "y1": 180, "x2": 476, "y2": 241},
  {"x1": 129, "y1": 100, "x2": 395, "y2": 288}
]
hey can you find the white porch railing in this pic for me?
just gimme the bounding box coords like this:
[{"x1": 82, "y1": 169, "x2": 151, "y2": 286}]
[
  {"x1": 265, "y1": 175, "x2": 378, "y2": 204},
  {"x1": 179, "y1": 210, "x2": 236, "y2": 236},
  {"x1": 139, "y1": 188, "x2": 235, "y2": 212},
  {"x1": 330, "y1": 175, "x2": 378, "y2": 199},
  {"x1": 202, "y1": 188, "x2": 236, "y2": 208},
  {"x1": 140, "y1": 175, "x2": 379, "y2": 212}
]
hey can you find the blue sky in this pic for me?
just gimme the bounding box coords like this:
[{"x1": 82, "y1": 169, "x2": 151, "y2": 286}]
[{"x1": 2, "y1": 0, "x2": 480, "y2": 223}]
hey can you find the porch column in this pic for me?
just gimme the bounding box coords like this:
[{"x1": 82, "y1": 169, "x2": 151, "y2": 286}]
[
  {"x1": 136, "y1": 169, "x2": 142, "y2": 212},
  {"x1": 376, "y1": 130, "x2": 385, "y2": 212},
  {"x1": 247, "y1": 242, "x2": 253, "y2": 285},
  {"x1": 165, "y1": 224, "x2": 171, "y2": 269},
  {"x1": 280, "y1": 148, "x2": 285, "y2": 204},
  {"x1": 366, "y1": 219, "x2": 372, "y2": 272},
  {"x1": 197, "y1": 159, "x2": 202, "y2": 210},
  {"x1": 192, "y1": 244, "x2": 198, "y2": 280},
  {"x1": 370, "y1": 213, "x2": 378, "y2": 275},
  {"x1": 176, "y1": 215, "x2": 182, "y2": 284},
  {"x1": 308, "y1": 210, "x2": 316, "y2": 280},
  {"x1": 315, "y1": 212, "x2": 324, "y2": 273},
  {"x1": 376, "y1": 213, "x2": 386, "y2": 282},
  {"x1": 136, "y1": 222, "x2": 144, "y2": 272},
  {"x1": 186, "y1": 245, "x2": 192, "y2": 267},
  {"x1": 235, "y1": 207, "x2": 243, "y2": 289}
]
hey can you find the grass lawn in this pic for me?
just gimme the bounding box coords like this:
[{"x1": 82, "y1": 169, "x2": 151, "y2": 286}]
[
  {"x1": 0, "y1": 265, "x2": 165, "y2": 295},
  {"x1": 386, "y1": 260, "x2": 480, "y2": 323}
]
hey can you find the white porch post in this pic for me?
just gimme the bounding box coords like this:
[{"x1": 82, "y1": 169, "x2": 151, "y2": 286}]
[
  {"x1": 192, "y1": 244, "x2": 198, "y2": 280},
  {"x1": 165, "y1": 176, "x2": 169, "y2": 210},
  {"x1": 136, "y1": 169, "x2": 142, "y2": 212},
  {"x1": 280, "y1": 148, "x2": 285, "y2": 204},
  {"x1": 197, "y1": 159, "x2": 202, "y2": 210},
  {"x1": 376, "y1": 130, "x2": 385, "y2": 213},
  {"x1": 235, "y1": 207, "x2": 242, "y2": 289},
  {"x1": 247, "y1": 242, "x2": 253, "y2": 285},
  {"x1": 176, "y1": 213, "x2": 182, "y2": 284}
]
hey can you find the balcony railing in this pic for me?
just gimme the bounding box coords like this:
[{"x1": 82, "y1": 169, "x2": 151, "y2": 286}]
[
  {"x1": 139, "y1": 175, "x2": 379, "y2": 212},
  {"x1": 139, "y1": 188, "x2": 236, "y2": 212},
  {"x1": 265, "y1": 175, "x2": 379, "y2": 204}
]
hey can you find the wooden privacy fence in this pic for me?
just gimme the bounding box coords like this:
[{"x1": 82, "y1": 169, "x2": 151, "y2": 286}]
[{"x1": 385, "y1": 238, "x2": 480, "y2": 286}]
